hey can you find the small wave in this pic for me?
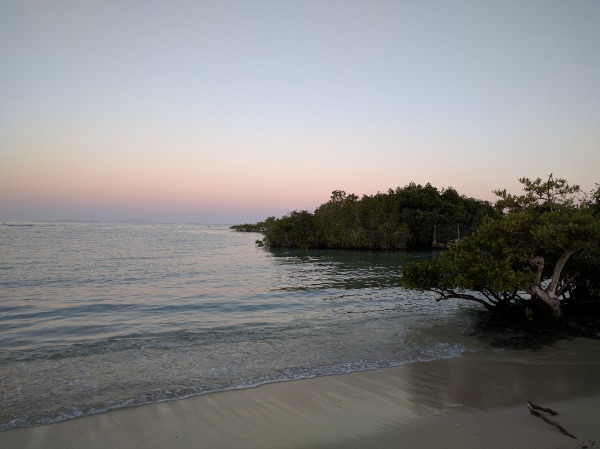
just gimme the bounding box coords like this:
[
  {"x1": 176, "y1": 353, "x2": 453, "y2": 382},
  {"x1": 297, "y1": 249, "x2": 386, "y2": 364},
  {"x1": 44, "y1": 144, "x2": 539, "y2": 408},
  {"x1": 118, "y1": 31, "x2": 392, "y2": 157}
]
[
  {"x1": 1, "y1": 223, "x2": 35, "y2": 228},
  {"x1": 0, "y1": 323, "x2": 313, "y2": 362},
  {"x1": 0, "y1": 344, "x2": 469, "y2": 432},
  {"x1": 0, "y1": 223, "x2": 484, "y2": 433}
]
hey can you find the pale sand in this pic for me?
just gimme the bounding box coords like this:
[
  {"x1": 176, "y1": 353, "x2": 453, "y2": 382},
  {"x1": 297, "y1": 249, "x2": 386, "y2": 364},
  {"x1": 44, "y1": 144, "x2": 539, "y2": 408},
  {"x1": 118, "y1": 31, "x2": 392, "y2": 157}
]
[{"x1": 2, "y1": 338, "x2": 600, "y2": 449}]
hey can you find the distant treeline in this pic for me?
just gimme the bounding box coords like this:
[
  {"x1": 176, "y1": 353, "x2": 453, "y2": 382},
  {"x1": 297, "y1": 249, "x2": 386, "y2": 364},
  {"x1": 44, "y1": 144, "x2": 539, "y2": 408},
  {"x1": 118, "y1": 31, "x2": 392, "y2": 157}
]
[
  {"x1": 233, "y1": 183, "x2": 500, "y2": 250},
  {"x1": 230, "y1": 222, "x2": 267, "y2": 233}
]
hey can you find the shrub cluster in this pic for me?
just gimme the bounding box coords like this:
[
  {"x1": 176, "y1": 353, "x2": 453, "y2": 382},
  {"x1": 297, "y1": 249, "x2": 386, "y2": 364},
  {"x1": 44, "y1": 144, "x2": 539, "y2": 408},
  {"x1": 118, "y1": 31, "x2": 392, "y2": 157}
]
[{"x1": 248, "y1": 183, "x2": 498, "y2": 250}]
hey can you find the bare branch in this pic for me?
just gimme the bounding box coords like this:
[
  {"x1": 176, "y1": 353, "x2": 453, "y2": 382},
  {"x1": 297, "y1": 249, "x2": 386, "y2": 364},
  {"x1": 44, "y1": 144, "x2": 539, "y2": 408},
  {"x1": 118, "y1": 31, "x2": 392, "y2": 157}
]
[
  {"x1": 437, "y1": 289, "x2": 495, "y2": 311},
  {"x1": 526, "y1": 403, "x2": 576, "y2": 439},
  {"x1": 557, "y1": 271, "x2": 580, "y2": 298},
  {"x1": 548, "y1": 249, "x2": 575, "y2": 295},
  {"x1": 527, "y1": 401, "x2": 558, "y2": 415}
]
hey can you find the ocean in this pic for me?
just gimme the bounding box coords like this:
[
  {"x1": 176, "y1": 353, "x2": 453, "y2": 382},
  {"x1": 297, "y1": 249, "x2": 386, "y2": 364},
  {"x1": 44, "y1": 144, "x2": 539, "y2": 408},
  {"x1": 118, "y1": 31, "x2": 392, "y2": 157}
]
[{"x1": 0, "y1": 222, "x2": 489, "y2": 431}]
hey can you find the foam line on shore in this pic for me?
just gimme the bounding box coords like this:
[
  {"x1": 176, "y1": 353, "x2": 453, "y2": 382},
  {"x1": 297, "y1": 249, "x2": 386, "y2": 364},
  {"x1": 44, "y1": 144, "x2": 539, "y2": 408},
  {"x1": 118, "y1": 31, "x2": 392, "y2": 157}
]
[{"x1": 2, "y1": 339, "x2": 600, "y2": 449}]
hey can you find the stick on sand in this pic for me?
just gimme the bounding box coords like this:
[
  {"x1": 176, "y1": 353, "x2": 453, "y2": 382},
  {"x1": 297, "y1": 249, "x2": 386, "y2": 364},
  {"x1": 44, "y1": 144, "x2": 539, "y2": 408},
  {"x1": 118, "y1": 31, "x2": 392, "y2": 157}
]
[
  {"x1": 526, "y1": 401, "x2": 558, "y2": 415},
  {"x1": 526, "y1": 402, "x2": 576, "y2": 439}
]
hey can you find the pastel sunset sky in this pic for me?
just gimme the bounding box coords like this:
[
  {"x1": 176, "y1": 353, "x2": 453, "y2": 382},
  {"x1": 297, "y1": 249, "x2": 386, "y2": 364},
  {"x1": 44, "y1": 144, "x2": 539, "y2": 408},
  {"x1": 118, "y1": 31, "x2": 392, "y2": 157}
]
[{"x1": 1, "y1": 0, "x2": 599, "y2": 224}]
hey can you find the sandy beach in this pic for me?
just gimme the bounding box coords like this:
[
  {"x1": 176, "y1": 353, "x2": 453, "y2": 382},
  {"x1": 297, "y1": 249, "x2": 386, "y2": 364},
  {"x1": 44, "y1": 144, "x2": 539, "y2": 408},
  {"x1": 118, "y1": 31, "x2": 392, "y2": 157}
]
[{"x1": 2, "y1": 338, "x2": 599, "y2": 449}]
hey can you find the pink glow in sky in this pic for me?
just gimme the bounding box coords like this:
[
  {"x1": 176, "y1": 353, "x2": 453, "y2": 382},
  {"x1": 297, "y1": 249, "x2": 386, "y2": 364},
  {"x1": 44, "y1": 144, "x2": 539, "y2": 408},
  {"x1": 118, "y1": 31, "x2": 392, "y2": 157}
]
[{"x1": 1, "y1": 1, "x2": 599, "y2": 224}]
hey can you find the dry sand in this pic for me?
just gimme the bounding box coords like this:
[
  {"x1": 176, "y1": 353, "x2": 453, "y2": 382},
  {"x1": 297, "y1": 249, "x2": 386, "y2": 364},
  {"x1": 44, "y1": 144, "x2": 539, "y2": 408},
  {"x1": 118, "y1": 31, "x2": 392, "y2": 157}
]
[{"x1": 2, "y1": 338, "x2": 599, "y2": 449}]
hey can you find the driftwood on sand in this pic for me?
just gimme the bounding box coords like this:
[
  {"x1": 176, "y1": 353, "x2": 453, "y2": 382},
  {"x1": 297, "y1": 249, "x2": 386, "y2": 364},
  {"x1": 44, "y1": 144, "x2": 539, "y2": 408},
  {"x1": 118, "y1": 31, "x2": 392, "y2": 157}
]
[{"x1": 526, "y1": 401, "x2": 576, "y2": 439}]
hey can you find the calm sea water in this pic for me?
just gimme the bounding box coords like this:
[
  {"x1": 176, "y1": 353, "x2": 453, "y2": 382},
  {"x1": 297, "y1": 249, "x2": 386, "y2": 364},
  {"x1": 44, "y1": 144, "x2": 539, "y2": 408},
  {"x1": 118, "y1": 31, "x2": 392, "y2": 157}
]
[{"x1": 0, "y1": 222, "x2": 488, "y2": 431}]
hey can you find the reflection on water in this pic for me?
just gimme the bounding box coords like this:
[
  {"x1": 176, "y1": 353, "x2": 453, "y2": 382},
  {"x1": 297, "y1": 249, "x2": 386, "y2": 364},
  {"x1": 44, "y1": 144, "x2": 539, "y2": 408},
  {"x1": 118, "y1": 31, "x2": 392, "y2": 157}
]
[
  {"x1": 402, "y1": 352, "x2": 600, "y2": 413},
  {"x1": 268, "y1": 247, "x2": 430, "y2": 291}
]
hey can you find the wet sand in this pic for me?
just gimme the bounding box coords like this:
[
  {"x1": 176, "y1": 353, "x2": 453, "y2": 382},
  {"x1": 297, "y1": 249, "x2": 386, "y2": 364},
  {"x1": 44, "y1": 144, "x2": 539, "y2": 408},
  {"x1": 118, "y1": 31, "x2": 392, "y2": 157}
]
[{"x1": 2, "y1": 338, "x2": 599, "y2": 449}]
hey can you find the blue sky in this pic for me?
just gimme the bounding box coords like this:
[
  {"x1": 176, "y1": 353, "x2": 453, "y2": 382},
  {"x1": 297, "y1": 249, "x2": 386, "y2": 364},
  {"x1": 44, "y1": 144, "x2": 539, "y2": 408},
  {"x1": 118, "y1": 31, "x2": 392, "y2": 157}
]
[{"x1": 1, "y1": 0, "x2": 599, "y2": 223}]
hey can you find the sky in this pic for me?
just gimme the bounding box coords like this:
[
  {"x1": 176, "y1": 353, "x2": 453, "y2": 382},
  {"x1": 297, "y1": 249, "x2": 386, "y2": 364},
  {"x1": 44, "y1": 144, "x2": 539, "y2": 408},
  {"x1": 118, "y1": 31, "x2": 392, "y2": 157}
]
[{"x1": 1, "y1": 0, "x2": 599, "y2": 224}]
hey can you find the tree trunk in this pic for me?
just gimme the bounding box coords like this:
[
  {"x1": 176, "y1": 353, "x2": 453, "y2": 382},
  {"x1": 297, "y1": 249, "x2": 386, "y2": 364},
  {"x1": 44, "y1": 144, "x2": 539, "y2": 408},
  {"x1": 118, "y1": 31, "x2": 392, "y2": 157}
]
[
  {"x1": 528, "y1": 249, "x2": 575, "y2": 319},
  {"x1": 532, "y1": 286, "x2": 563, "y2": 318}
]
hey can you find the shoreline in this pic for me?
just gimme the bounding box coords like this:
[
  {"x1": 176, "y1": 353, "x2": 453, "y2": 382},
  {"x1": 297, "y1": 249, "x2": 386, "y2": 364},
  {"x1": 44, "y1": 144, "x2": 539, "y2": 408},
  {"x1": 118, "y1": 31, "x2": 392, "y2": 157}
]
[{"x1": 2, "y1": 338, "x2": 600, "y2": 449}]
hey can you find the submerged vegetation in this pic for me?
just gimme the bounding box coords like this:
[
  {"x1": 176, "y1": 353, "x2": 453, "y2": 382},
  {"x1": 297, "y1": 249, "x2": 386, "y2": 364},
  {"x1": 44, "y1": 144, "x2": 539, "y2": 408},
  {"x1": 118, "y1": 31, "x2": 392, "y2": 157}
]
[{"x1": 236, "y1": 183, "x2": 498, "y2": 250}]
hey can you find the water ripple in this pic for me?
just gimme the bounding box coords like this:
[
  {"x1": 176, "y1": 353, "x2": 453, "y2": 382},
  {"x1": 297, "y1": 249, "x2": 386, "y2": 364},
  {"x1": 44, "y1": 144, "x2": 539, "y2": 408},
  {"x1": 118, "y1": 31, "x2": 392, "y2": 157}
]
[{"x1": 0, "y1": 222, "x2": 485, "y2": 431}]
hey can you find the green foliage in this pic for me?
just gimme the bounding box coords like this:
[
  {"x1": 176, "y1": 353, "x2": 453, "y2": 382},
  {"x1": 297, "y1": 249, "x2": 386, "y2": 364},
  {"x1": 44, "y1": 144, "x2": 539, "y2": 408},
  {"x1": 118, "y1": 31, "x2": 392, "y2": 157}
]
[
  {"x1": 231, "y1": 222, "x2": 267, "y2": 232},
  {"x1": 312, "y1": 190, "x2": 410, "y2": 249},
  {"x1": 585, "y1": 183, "x2": 600, "y2": 215},
  {"x1": 259, "y1": 211, "x2": 317, "y2": 249},
  {"x1": 252, "y1": 184, "x2": 497, "y2": 250},
  {"x1": 403, "y1": 175, "x2": 600, "y2": 322},
  {"x1": 493, "y1": 173, "x2": 581, "y2": 212}
]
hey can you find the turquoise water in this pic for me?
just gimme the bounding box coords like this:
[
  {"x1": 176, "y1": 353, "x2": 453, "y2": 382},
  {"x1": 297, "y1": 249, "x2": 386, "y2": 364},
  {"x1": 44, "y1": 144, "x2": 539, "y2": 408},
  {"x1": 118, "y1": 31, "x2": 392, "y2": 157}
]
[{"x1": 0, "y1": 222, "x2": 487, "y2": 430}]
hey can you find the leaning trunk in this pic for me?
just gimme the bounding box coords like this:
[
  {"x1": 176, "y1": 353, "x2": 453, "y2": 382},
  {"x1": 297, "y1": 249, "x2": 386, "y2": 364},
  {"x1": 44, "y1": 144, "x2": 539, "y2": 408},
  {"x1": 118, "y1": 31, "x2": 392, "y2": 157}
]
[
  {"x1": 532, "y1": 286, "x2": 563, "y2": 318},
  {"x1": 528, "y1": 249, "x2": 575, "y2": 319}
]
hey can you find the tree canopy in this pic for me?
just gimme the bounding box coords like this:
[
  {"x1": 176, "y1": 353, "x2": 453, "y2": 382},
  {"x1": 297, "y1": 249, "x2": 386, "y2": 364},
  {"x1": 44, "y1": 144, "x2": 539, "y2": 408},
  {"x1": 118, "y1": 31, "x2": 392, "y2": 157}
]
[
  {"x1": 402, "y1": 175, "x2": 600, "y2": 322},
  {"x1": 248, "y1": 183, "x2": 498, "y2": 250}
]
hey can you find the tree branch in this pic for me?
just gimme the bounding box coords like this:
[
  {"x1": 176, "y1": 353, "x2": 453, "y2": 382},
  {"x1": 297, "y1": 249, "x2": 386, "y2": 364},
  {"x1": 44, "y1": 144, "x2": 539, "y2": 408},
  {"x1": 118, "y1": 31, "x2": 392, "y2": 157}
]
[
  {"x1": 548, "y1": 249, "x2": 575, "y2": 295},
  {"x1": 526, "y1": 403, "x2": 576, "y2": 439},
  {"x1": 527, "y1": 401, "x2": 557, "y2": 415},
  {"x1": 479, "y1": 289, "x2": 498, "y2": 304},
  {"x1": 530, "y1": 256, "x2": 545, "y2": 284},
  {"x1": 557, "y1": 271, "x2": 579, "y2": 298},
  {"x1": 436, "y1": 289, "x2": 495, "y2": 311}
]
